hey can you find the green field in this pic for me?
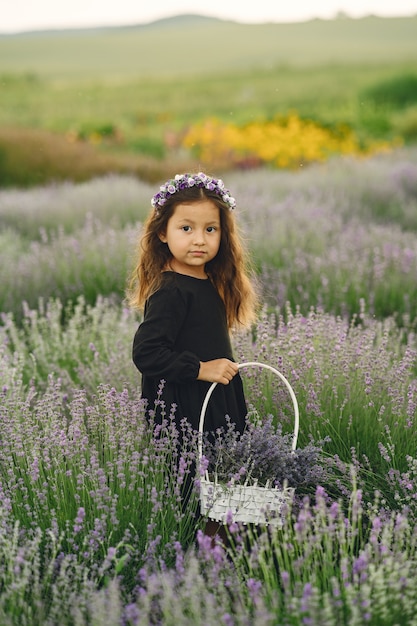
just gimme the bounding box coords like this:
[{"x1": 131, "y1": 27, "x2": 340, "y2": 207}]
[{"x1": 1, "y1": 14, "x2": 417, "y2": 186}]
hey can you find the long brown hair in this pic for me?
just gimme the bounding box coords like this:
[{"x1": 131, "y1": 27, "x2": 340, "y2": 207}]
[{"x1": 127, "y1": 180, "x2": 258, "y2": 329}]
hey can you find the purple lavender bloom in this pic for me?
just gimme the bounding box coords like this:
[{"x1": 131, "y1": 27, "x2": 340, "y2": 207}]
[
  {"x1": 151, "y1": 173, "x2": 236, "y2": 211},
  {"x1": 203, "y1": 414, "x2": 328, "y2": 489}
]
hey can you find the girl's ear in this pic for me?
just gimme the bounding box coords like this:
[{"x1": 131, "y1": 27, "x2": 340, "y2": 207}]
[{"x1": 158, "y1": 231, "x2": 167, "y2": 243}]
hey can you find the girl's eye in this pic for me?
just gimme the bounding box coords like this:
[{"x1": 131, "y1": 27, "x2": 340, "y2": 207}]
[
  {"x1": 181, "y1": 225, "x2": 191, "y2": 232},
  {"x1": 206, "y1": 226, "x2": 217, "y2": 233}
]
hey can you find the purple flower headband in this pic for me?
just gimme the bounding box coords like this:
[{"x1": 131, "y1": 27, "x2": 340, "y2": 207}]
[{"x1": 151, "y1": 172, "x2": 237, "y2": 212}]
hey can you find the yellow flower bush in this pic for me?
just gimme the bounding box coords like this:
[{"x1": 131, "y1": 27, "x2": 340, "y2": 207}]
[{"x1": 182, "y1": 113, "x2": 394, "y2": 169}]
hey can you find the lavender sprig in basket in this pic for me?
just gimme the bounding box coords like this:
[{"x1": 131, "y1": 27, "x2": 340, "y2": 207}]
[{"x1": 198, "y1": 362, "x2": 304, "y2": 527}]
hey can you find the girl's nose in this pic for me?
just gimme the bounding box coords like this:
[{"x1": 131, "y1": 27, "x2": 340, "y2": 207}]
[{"x1": 193, "y1": 231, "x2": 205, "y2": 244}]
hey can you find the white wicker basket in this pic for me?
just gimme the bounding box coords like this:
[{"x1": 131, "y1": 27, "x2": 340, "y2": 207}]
[{"x1": 198, "y1": 361, "x2": 299, "y2": 527}]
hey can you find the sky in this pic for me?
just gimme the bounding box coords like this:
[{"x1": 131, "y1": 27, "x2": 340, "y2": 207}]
[{"x1": 0, "y1": 0, "x2": 416, "y2": 33}]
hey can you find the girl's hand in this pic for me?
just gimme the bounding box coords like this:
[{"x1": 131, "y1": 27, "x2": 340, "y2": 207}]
[{"x1": 197, "y1": 359, "x2": 239, "y2": 385}]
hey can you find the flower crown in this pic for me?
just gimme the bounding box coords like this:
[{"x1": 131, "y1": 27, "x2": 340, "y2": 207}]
[{"x1": 151, "y1": 172, "x2": 236, "y2": 212}]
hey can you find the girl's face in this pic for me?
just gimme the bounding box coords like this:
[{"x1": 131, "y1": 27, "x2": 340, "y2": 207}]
[{"x1": 159, "y1": 199, "x2": 221, "y2": 278}]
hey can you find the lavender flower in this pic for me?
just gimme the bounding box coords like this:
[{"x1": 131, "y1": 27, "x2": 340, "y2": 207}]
[
  {"x1": 203, "y1": 415, "x2": 329, "y2": 489},
  {"x1": 151, "y1": 172, "x2": 237, "y2": 211}
]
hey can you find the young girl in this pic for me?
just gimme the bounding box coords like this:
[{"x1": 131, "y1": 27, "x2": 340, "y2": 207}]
[{"x1": 127, "y1": 172, "x2": 258, "y2": 536}]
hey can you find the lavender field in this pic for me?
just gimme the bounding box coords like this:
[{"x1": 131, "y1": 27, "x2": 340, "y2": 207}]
[{"x1": 1, "y1": 148, "x2": 417, "y2": 625}]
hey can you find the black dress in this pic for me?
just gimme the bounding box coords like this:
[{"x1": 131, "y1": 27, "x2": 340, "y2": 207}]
[{"x1": 132, "y1": 271, "x2": 247, "y2": 435}]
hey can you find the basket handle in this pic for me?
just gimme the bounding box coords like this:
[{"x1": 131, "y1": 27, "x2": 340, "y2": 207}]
[{"x1": 197, "y1": 361, "x2": 299, "y2": 465}]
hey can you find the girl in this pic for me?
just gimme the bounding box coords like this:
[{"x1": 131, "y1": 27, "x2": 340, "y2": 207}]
[{"x1": 127, "y1": 172, "x2": 258, "y2": 536}]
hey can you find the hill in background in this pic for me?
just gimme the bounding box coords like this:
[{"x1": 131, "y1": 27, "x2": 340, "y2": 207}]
[{"x1": 0, "y1": 14, "x2": 416, "y2": 80}]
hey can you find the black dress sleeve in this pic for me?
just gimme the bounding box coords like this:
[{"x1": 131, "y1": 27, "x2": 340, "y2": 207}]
[{"x1": 132, "y1": 283, "x2": 200, "y2": 384}]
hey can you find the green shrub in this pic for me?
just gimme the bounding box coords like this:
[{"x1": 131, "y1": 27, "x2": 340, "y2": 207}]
[
  {"x1": 127, "y1": 135, "x2": 166, "y2": 159},
  {"x1": 71, "y1": 121, "x2": 120, "y2": 141},
  {"x1": 361, "y1": 73, "x2": 417, "y2": 109}
]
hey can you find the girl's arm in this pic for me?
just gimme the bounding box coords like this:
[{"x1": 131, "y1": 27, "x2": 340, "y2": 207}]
[
  {"x1": 133, "y1": 287, "x2": 200, "y2": 383},
  {"x1": 133, "y1": 284, "x2": 238, "y2": 385}
]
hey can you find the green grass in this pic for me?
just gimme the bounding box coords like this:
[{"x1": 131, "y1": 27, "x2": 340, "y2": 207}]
[
  {"x1": 0, "y1": 16, "x2": 416, "y2": 155},
  {"x1": 2, "y1": 63, "x2": 415, "y2": 129}
]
